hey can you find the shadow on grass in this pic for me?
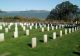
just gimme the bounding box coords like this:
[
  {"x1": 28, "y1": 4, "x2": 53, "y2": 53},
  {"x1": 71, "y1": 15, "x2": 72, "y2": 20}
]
[
  {"x1": 24, "y1": 33, "x2": 26, "y2": 35},
  {"x1": 12, "y1": 35, "x2": 14, "y2": 38},
  {"x1": 73, "y1": 51, "x2": 80, "y2": 56},
  {"x1": 49, "y1": 36, "x2": 53, "y2": 39},
  {"x1": 27, "y1": 43, "x2": 32, "y2": 48},
  {"x1": 56, "y1": 34, "x2": 59, "y2": 37},
  {"x1": 39, "y1": 40, "x2": 43, "y2": 42}
]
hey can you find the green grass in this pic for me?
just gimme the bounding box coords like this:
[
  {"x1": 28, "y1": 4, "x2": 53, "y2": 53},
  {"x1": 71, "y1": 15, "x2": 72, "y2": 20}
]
[{"x1": 0, "y1": 25, "x2": 80, "y2": 56}]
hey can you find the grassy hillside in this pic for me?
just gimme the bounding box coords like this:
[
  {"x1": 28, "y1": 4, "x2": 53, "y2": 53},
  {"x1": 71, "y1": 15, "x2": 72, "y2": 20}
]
[{"x1": 0, "y1": 25, "x2": 80, "y2": 56}]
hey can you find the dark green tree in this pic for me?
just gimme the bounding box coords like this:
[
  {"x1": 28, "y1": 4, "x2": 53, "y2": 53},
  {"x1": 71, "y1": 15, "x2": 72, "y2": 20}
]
[{"x1": 46, "y1": 1, "x2": 79, "y2": 21}]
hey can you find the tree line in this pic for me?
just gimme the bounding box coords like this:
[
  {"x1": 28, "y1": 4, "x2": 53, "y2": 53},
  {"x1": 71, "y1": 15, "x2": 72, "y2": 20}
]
[
  {"x1": 46, "y1": 1, "x2": 80, "y2": 22},
  {"x1": 0, "y1": 16, "x2": 42, "y2": 22}
]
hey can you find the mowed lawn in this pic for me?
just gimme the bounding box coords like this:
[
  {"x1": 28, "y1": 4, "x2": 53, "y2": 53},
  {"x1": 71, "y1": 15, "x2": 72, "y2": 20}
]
[{"x1": 0, "y1": 25, "x2": 80, "y2": 56}]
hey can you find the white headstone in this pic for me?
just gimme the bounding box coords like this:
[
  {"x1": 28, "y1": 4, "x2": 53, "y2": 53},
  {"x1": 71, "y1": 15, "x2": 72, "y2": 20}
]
[
  {"x1": 44, "y1": 24, "x2": 46, "y2": 28},
  {"x1": 0, "y1": 33, "x2": 4, "y2": 42},
  {"x1": 31, "y1": 23, "x2": 34, "y2": 26},
  {"x1": 35, "y1": 23, "x2": 38, "y2": 29},
  {"x1": 69, "y1": 28, "x2": 71, "y2": 33},
  {"x1": 62, "y1": 25, "x2": 64, "y2": 28},
  {"x1": 53, "y1": 32, "x2": 56, "y2": 39},
  {"x1": 40, "y1": 25, "x2": 42, "y2": 28},
  {"x1": 5, "y1": 28, "x2": 8, "y2": 33},
  {"x1": 65, "y1": 29, "x2": 67, "y2": 35},
  {"x1": 42, "y1": 27, "x2": 44, "y2": 32},
  {"x1": 30, "y1": 26, "x2": 32, "y2": 30},
  {"x1": 59, "y1": 25, "x2": 61, "y2": 29},
  {"x1": 23, "y1": 26, "x2": 26, "y2": 31},
  {"x1": 3, "y1": 23, "x2": 6, "y2": 27},
  {"x1": 32, "y1": 37, "x2": 37, "y2": 48},
  {"x1": 26, "y1": 30, "x2": 29, "y2": 35},
  {"x1": 76, "y1": 21, "x2": 78, "y2": 24},
  {"x1": 75, "y1": 27, "x2": 77, "y2": 31},
  {"x1": 8, "y1": 25, "x2": 11, "y2": 29},
  {"x1": 15, "y1": 24, "x2": 18, "y2": 32},
  {"x1": 48, "y1": 24, "x2": 49, "y2": 27},
  {"x1": 0, "y1": 26, "x2": 2, "y2": 30},
  {"x1": 47, "y1": 27, "x2": 50, "y2": 31},
  {"x1": 52, "y1": 26, "x2": 54, "y2": 30},
  {"x1": 60, "y1": 30, "x2": 62, "y2": 37},
  {"x1": 43, "y1": 34, "x2": 47, "y2": 43},
  {"x1": 56, "y1": 26, "x2": 58, "y2": 29},
  {"x1": 14, "y1": 31, "x2": 18, "y2": 38},
  {"x1": 72, "y1": 28, "x2": 74, "y2": 32}
]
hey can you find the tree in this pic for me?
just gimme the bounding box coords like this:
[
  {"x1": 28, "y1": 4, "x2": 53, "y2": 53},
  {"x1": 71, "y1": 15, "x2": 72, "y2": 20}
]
[{"x1": 46, "y1": 1, "x2": 79, "y2": 22}]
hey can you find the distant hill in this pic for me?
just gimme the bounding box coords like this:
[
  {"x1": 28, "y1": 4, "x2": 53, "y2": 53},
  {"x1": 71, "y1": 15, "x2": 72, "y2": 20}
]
[{"x1": 0, "y1": 10, "x2": 50, "y2": 19}]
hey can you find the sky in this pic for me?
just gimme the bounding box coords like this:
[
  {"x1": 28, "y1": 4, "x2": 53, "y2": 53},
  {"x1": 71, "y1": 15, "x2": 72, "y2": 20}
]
[{"x1": 0, "y1": 0, "x2": 80, "y2": 11}]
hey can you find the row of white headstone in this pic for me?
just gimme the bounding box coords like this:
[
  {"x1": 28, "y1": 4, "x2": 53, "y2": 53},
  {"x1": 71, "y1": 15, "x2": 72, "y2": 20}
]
[
  {"x1": 1, "y1": 22, "x2": 77, "y2": 30},
  {"x1": 11, "y1": 23, "x2": 65, "y2": 38},
  {"x1": 19, "y1": 22, "x2": 65, "y2": 30},
  {"x1": 0, "y1": 23, "x2": 30, "y2": 41},
  {"x1": 0, "y1": 22, "x2": 79, "y2": 48},
  {"x1": 31, "y1": 27, "x2": 79, "y2": 48},
  {"x1": 0, "y1": 22, "x2": 79, "y2": 38},
  {"x1": 0, "y1": 22, "x2": 65, "y2": 33},
  {"x1": 41, "y1": 26, "x2": 59, "y2": 32}
]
